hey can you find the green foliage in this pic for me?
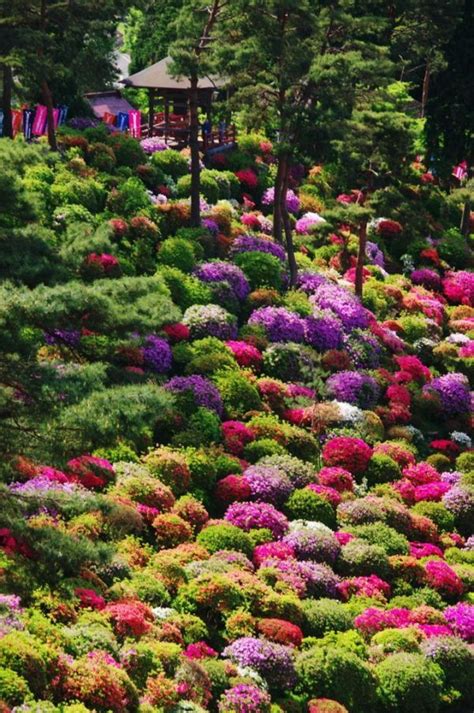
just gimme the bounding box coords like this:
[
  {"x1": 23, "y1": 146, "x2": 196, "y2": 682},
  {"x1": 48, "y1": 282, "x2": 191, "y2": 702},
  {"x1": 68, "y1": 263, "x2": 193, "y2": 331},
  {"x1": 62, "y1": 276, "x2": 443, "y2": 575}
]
[
  {"x1": 0, "y1": 631, "x2": 54, "y2": 697},
  {"x1": 0, "y1": 667, "x2": 32, "y2": 706},
  {"x1": 366, "y1": 454, "x2": 402, "y2": 486},
  {"x1": 151, "y1": 149, "x2": 189, "y2": 179},
  {"x1": 347, "y1": 523, "x2": 409, "y2": 556},
  {"x1": 157, "y1": 237, "x2": 198, "y2": 272},
  {"x1": 197, "y1": 524, "x2": 253, "y2": 556},
  {"x1": 302, "y1": 599, "x2": 353, "y2": 637},
  {"x1": 437, "y1": 229, "x2": 471, "y2": 268},
  {"x1": 411, "y1": 501, "x2": 455, "y2": 532},
  {"x1": 212, "y1": 369, "x2": 262, "y2": 419},
  {"x1": 234, "y1": 251, "x2": 283, "y2": 290},
  {"x1": 295, "y1": 644, "x2": 376, "y2": 712},
  {"x1": 375, "y1": 653, "x2": 444, "y2": 713},
  {"x1": 243, "y1": 438, "x2": 287, "y2": 463},
  {"x1": 285, "y1": 489, "x2": 336, "y2": 529},
  {"x1": 337, "y1": 539, "x2": 390, "y2": 579}
]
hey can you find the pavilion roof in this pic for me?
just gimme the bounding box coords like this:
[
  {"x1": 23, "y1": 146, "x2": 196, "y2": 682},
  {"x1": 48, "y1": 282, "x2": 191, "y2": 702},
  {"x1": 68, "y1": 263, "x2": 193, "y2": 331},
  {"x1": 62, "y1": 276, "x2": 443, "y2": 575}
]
[{"x1": 121, "y1": 56, "x2": 226, "y2": 91}]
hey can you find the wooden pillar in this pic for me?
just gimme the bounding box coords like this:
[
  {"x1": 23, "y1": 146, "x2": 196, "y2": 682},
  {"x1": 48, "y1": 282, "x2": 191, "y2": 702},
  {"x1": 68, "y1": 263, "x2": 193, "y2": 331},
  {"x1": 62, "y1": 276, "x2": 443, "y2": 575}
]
[
  {"x1": 148, "y1": 88, "x2": 155, "y2": 136},
  {"x1": 164, "y1": 93, "x2": 169, "y2": 144}
]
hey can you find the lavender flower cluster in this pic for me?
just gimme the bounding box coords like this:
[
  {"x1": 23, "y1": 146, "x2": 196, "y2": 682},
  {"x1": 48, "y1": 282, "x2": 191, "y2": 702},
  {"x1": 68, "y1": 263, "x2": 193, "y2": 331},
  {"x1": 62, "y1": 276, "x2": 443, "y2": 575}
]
[
  {"x1": 223, "y1": 637, "x2": 296, "y2": 688},
  {"x1": 143, "y1": 335, "x2": 172, "y2": 373},
  {"x1": 194, "y1": 261, "x2": 251, "y2": 301},
  {"x1": 182, "y1": 304, "x2": 238, "y2": 340},
  {"x1": 230, "y1": 235, "x2": 286, "y2": 262},
  {"x1": 424, "y1": 373, "x2": 471, "y2": 417},
  {"x1": 326, "y1": 371, "x2": 381, "y2": 410},
  {"x1": 249, "y1": 307, "x2": 305, "y2": 343},
  {"x1": 165, "y1": 374, "x2": 223, "y2": 416}
]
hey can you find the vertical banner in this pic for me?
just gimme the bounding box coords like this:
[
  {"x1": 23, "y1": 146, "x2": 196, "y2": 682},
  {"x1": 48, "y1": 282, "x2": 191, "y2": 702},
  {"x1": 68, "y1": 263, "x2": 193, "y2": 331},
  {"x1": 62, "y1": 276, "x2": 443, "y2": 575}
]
[
  {"x1": 32, "y1": 105, "x2": 48, "y2": 135},
  {"x1": 116, "y1": 112, "x2": 129, "y2": 131},
  {"x1": 0, "y1": 110, "x2": 4, "y2": 137},
  {"x1": 128, "y1": 110, "x2": 141, "y2": 138},
  {"x1": 103, "y1": 111, "x2": 116, "y2": 125},
  {"x1": 52, "y1": 107, "x2": 60, "y2": 128},
  {"x1": 58, "y1": 105, "x2": 68, "y2": 125},
  {"x1": 11, "y1": 109, "x2": 22, "y2": 136},
  {"x1": 23, "y1": 108, "x2": 34, "y2": 139}
]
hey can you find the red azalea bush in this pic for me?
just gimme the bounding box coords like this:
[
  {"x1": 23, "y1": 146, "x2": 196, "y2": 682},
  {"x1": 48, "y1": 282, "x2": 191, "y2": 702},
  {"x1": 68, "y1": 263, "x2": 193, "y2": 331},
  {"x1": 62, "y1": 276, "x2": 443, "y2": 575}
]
[
  {"x1": 67, "y1": 455, "x2": 115, "y2": 490},
  {"x1": 105, "y1": 600, "x2": 154, "y2": 638},
  {"x1": 322, "y1": 437, "x2": 373, "y2": 475},
  {"x1": 257, "y1": 618, "x2": 303, "y2": 647}
]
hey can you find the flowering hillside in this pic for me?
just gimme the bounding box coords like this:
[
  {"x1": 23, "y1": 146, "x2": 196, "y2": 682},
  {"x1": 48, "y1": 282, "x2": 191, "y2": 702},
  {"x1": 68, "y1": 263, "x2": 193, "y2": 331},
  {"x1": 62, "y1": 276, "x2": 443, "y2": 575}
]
[{"x1": 0, "y1": 130, "x2": 473, "y2": 713}]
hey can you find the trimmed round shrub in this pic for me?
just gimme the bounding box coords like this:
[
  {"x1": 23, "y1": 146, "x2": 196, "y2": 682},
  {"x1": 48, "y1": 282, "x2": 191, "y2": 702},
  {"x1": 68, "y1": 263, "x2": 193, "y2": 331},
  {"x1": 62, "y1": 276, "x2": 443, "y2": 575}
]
[
  {"x1": 375, "y1": 652, "x2": 444, "y2": 713},
  {"x1": 157, "y1": 237, "x2": 197, "y2": 273},
  {"x1": 244, "y1": 438, "x2": 287, "y2": 463},
  {"x1": 213, "y1": 369, "x2": 262, "y2": 419},
  {"x1": 295, "y1": 645, "x2": 376, "y2": 713},
  {"x1": 285, "y1": 489, "x2": 337, "y2": 528},
  {"x1": 347, "y1": 523, "x2": 409, "y2": 556},
  {"x1": 234, "y1": 251, "x2": 283, "y2": 290},
  {"x1": 302, "y1": 599, "x2": 353, "y2": 637},
  {"x1": 371, "y1": 628, "x2": 422, "y2": 655},
  {"x1": 197, "y1": 524, "x2": 253, "y2": 557},
  {"x1": 337, "y1": 540, "x2": 390, "y2": 579},
  {"x1": 151, "y1": 148, "x2": 189, "y2": 178},
  {"x1": 0, "y1": 632, "x2": 52, "y2": 697},
  {"x1": 421, "y1": 635, "x2": 474, "y2": 706},
  {"x1": 218, "y1": 684, "x2": 271, "y2": 713},
  {"x1": 365, "y1": 454, "x2": 402, "y2": 486},
  {"x1": 0, "y1": 668, "x2": 31, "y2": 706},
  {"x1": 411, "y1": 501, "x2": 455, "y2": 532}
]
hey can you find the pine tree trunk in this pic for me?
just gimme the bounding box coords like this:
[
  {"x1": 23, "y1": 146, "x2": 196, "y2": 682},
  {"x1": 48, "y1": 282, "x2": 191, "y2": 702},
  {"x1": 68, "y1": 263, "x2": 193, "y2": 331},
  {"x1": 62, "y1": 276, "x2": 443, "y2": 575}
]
[
  {"x1": 2, "y1": 64, "x2": 13, "y2": 139},
  {"x1": 421, "y1": 62, "x2": 430, "y2": 119},
  {"x1": 189, "y1": 74, "x2": 201, "y2": 227},
  {"x1": 460, "y1": 200, "x2": 471, "y2": 236},
  {"x1": 355, "y1": 220, "x2": 367, "y2": 298},
  {"x1": 41, "y1": 79, "x2": 57, "y2": 151},
  {"x1": 273, "y1": 155, "x2": 286, "y2": 244},
  {"x1": 281, "y1": 156, "x2": 298, "y2": 288}
]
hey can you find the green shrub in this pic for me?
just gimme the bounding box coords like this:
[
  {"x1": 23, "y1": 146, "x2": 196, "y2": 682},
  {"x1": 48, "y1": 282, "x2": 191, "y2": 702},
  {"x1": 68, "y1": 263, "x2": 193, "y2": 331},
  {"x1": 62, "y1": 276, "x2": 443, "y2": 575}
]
[
  {"x1": 243, "y1": 438, "x2": 287, "y2": 463},
  {"x1": 456, "y1": 451, "x2": 474, "y2": 473},
  {"x1": 295, "y1": 645, "x2": 376, "y2": 712},
  {"x1": 371, "y1": 627, "x2": 421, "y2": 655},
  {"x1": 365, "y1": 454, "x2": 402, "y2": 486},
  {"x1": 375, "y1": 653, "x2": 444, "y2": 713},
  {"x1": 411, "y1": 501, "x2": 455, "y2": 532},
  {"x1": 172, "y1": 407, "x2": 222, "y2": 447},
  {"x1": 87, "y1": 142, "x2": 116, "y2": 172},
  {"x1": 213, "y1": 369, "x2": 262, "y2": 419},
  {"x1": 151, "y1": 148, "x2": 189, "y2": 179},
  {"x1": 285, "y1": 489, "x2": 336, "y2": 528},
  {"x1": 347, "y1": 523, "x2": 409, "y2": 556},
  {"x1": 398, "y1": 314, "x2": 428, "y2": 344},
  {"x1": 108, "y1": 133, "x2": 146, "y2": 168},
  {"x1": 234, "y1": 251, "x2": 283, "y2": 290},
  {"x1": 106, "y1": 176, "x2": 151, "y2": 216},
  {"x1": 337, "y1": 539, "x2": 390, "y2": 579},
  {"x1": 197, "y1": 524, "x2": 253, "y2": 556},
  {"x1": 302, "y1": 599, "x2": 353, "y2": 637},
  {"x1": 159, "y1": 265, "x2": 213, "y2": 309},
  {"x1": 157, "y1": 237, "x2": 197, "y2": 272},
  {"x1": 437, "y1": 228, "x2": 470, "y2": 268},
  {"x1": 177, "y1": 170, "x2": 220, "y2": 204},
  {"x1": 0, "y1": 667, "x2": 32, "y2": 706},
  {"x1": 109, "y1": 570, "x2": 171, "y2": 606},
  {"x1": 63, "y1": 617, "x2": 118, "y2": 657},
  {"x1": 421, "y1": 635, "x2": 474, "y2": 706},
  {"x1": 0, "y1": 632, "x2": 53, "y2": 697},
  {"x1": 51, "y1": 174, "x2": 107, "y2": 213}
]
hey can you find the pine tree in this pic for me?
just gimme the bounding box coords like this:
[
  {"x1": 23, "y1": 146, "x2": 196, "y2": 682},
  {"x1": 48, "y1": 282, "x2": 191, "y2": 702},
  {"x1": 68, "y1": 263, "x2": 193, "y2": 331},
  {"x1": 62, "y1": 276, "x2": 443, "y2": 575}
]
[
  {"x1": 218, "y1": 0, "x2": 398, "y2": 286},
  {"x1": 169, "y1": 0, "x2": 228, "y2": 227}
]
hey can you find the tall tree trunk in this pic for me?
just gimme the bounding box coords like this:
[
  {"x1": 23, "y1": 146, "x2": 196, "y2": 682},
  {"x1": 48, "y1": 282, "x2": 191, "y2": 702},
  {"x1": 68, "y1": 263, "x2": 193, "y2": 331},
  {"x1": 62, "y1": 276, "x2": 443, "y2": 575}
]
[
  {"x1": 421, "y1": 62, "x2": 430, "y2": 119},
  {"x1": 273, "y1": 154, "x2": 286, "y2": 244},
  {"x1": 281, "y1": 155, "x2": 298, "y2": 288},
  {"x1": 355, "y1": 220, "x2": 367, "y2": 298},
  {"x1": 41, "y1": 79, "x2": 57, "y2": 151},
  {"x1": 189, "y1": 74, "x2": 201, "y2": 227},
  {"x1": 2, "y1": 64, "x2": 13, "y2": 139},
  {"x1": 460, "y1": 200, "x2": 471, "y2": 236}
]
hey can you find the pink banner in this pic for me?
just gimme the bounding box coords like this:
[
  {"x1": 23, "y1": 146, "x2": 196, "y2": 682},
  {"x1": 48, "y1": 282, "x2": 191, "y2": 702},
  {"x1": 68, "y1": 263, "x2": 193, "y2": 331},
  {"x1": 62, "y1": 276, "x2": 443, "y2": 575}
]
[
  {"x1": 32, "y1": 105, "x2": 47, "y2": 135},
  {"x1": 452, "y1": 161, "x2": 468, "y2": 181},
  {"x1": 11, "y1": 110, "x2": 22, "y2": 136},
  {"x1": 52, "y1": 108, "x2": 60, "y2": 128},
  {"x1": 129, "y1": 110, "x2": 141, "y2": 138}
]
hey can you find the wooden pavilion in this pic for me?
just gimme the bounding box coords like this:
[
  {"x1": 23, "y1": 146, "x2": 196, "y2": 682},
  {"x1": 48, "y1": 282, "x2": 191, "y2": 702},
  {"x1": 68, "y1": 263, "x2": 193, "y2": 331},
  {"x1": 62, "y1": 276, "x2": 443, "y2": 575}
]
[{"x1": 121, "y1": 56, "x2": 236, "y2": 151}]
